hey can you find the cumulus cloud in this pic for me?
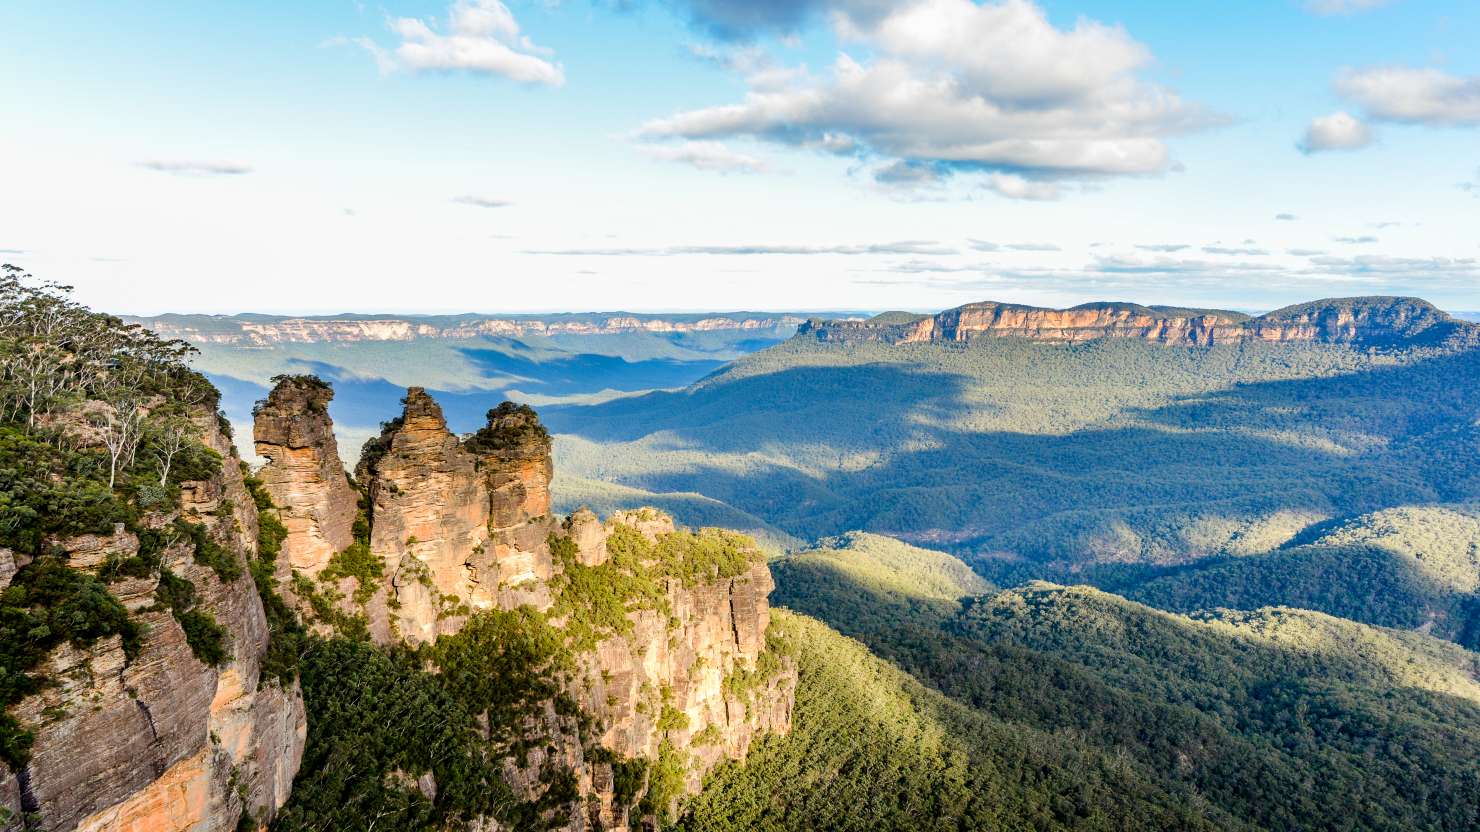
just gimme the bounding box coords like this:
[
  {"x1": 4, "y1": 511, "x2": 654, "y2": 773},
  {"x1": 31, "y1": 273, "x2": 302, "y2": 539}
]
[
  {"x1": 1275, "y1": 213, "x2": 1297, "y2": 221},
  {"x1": 1304, "y1": 0, "x2": 1396, "y2": 15},
  {"x1": 639, "y1": 0, "x2": 1211, "y2": 198},
  {"x1": 1297, "y1": 111, "x2": 1373, "y2": 153},
  {"x1": 452, "y1": 195, "x2": 514, "y2": 208},
  {"x1": 1334, "y1": 235, "x2": 1379, "y2": 244},
  {"x1": 1335, "y1": 66, "x2": 1480, "y2": 125},
  {"x1": 1288, "y1": 248, "x2": 1328, "y2": 256},
  {"x1": 1136, "y1": 244, "x2": 1190, "y2": 252},
  {"x1": 137, "y1": 159, "x2": 253, "y2": 176},
  {"x1": 362, "y1": 0, "x2": 564, "y2": 86},
  {"x1": 642, "y1": 141, "x2": 771, "y2": 173},
  {"x1": 983, "y1": 173, "x2": 1062, "y2": 201},
  {"x1": 525, "y1": 240, "x2": 956, "y2": 256}
]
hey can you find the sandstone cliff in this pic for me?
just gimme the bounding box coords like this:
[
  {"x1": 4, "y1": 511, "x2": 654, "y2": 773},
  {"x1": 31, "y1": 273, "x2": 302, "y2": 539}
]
[
  {"x1": 800, "y1": 297, "x2": 1477, "y2": 350},
  {"x1": 1, "y1": 408, "x2": 305, "y2": 832},
  {"x1": 255, "y1": 378, "x2": 796, "y2": 830},
  {"x1": 252, "y1": 378, "x2": 358, "y2": 576},
  {"x1": 124, "y1": 314, "x2": 808, "y2": 346}
]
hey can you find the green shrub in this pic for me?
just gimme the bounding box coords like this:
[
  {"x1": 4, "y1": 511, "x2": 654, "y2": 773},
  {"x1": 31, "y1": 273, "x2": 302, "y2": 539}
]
[
  {"x1": 175, "y1": 608, "x2": 228, "y2": 666},
  {"x1": 0, "y1": 427, "x2": 127, "y2": 553},
  {"x1": 0, "y1": 556, "x2": 141, "y2": 768},
  {"x1": 175, "y1": 518, "x2": 242, "y2": 583},
  {"x1": 320, "y1": 542, "x2": 383, "y2": 606}
]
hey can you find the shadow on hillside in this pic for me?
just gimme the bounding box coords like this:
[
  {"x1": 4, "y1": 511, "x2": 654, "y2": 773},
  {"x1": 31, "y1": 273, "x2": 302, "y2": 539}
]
[{"x1": 542, "y1": 347, "x2": 1480, "y2": 571}]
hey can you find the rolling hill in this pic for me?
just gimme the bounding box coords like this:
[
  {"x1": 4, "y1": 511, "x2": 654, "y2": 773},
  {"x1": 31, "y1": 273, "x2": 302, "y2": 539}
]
[
  {"x1": 543, "y1": 297, "x2": 1480, "y2": 585},
  {"x1": 737, "y1": 534, "x2": 1480, "y2": 831}
]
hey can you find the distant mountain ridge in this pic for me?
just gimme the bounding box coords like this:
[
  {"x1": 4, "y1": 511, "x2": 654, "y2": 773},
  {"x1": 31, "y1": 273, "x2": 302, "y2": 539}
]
[
  {"x1": 800, "y1": 296, "x2": 1478, "y2": 349},
  {"x1": 126, "y1": 311, "x2": 827, "y2": 345}
]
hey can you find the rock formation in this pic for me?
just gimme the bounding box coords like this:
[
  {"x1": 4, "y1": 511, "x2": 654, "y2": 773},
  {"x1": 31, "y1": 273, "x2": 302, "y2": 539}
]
[
  {"x1": 800, "y1": 297, "x2": 1479, "y2": 350},
  {"x1": 2, "y1": 408, "x2": 306, "y2": 832},
  {"x1": 123, "y1": 314, "x2": 809, "y2": 346},
  {"x1": 354, "y1": 389, "x2": 557, "y2": 644},
  {"x1": 5, "y1": 373, "x2": 792, "y2": 832},
  {"x1": 252, "y1": 377, "x2": 358, "y2": 576},
  {"x1": 254, "y1": 378, "x2": 796, "y2": 830}
]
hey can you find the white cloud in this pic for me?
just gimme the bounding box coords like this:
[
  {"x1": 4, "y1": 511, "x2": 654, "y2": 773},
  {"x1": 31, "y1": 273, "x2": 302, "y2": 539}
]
[
  {"x1": 641, "y1": 141, "x2": 771, "y2": 174},
  {"x1": 1203, "y1": 246, "x2": 1269, "y2": 256},
  {"x1": 137, "y1": 160, "x2": 254, "y2": 176},
  {"x1": 1310, "y1": 254, "x2": 1480, "y2": 280},
  {"x1": 639, "y1": 0, "x2": 1210, "y2": 198},
  {"x1": 452, "y1": 195, "x2": 514, "y2": 208},
  {"x1": 983, "y1": 173, "x2": 1061, "y2": 201},
  {"x1": 968, "y1": 239, "x2": 1061, "y2": 252},
  {"x1": 366, "y1": 0, "x2": 564, "y2": 86},
  {"x1": 1275, "y1": 213, "x2": 1297, "y2": 221},
  {"x1": 1335, "y1": 66, "x2": 1480, "y2": 126},
  {"x1": 1304, "y1": 0, "x2": 1396, "y2": 15},
  {"x1": 1297, "y1": 111, "x2": 1373, "y2": 153},
  {"x1": 525, "y1": 240, "x2": 957, "y2": 256}
]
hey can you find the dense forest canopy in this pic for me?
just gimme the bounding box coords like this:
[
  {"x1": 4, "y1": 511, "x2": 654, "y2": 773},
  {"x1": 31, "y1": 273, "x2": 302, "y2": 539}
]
[
  {"x1": 547, "y1": 329, "x2": 1480, "y2": 595},
  {"x1": 747, "y1": 534, "x2": 1480, "y2": 831}
]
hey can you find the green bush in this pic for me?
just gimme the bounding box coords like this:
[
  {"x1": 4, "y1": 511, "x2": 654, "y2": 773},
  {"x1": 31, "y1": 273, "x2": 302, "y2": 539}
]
[
  {"x1": 175, "y1": 518, "x2": 242, "y2": 583},
  {"x1": 0, "y1": 427, "x2": 127, "y2": 554},
  {"x1": 0, "y1": 557, "x2": 142, "y2": 768}
]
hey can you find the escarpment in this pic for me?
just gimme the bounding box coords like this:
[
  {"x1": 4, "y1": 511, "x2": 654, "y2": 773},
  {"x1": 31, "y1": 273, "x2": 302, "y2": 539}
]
[
  {"x1": 800, "y1": 296, "x2": 1478, "y2": 349},
  {"x1": 2, "y1": 406, "x2": 306, "y2": 832},
  {"x1": 254, "y1": 379, "x2": 797, "y2": 830}
]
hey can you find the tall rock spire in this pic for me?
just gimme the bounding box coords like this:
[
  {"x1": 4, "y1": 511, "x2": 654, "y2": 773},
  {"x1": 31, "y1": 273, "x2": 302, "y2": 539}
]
[{"x1": 252, "y1": 375, "x2": 358, "y2": 575}]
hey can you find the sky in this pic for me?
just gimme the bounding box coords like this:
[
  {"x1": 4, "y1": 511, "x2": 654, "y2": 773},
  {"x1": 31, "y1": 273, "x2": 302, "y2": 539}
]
[{"x1": 1, "y1": 0, "x2": 1478, "y2": 315}]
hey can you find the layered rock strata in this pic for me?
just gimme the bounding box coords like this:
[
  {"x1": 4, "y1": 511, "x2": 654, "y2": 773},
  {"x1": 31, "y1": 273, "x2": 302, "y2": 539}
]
[
  {"x1": 257, "y1": 380, "x2": 796, "y2": 831},
  {"x1": 2, "y1": 409, "x2": 305, "y2": 832},
  {"x1": 800, "y1": 296, "x2": 1478, "y2": 349},
  {"x1": 124, "y1": 314, "x2": 808, "y2": 346},
  {"x1": 252, "y1": 378, "x2": 358, "y2": 576}
]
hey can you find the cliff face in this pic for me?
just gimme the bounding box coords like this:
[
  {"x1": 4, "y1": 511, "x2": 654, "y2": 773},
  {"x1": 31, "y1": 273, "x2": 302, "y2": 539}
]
[
  {"x1": 124, "y1": 314, "x2": 808, "y2": 346},
  {"x1": 2, "y1": 410, "x2": 305, "y2": 832},
  {"x1": 800, "y1": 297, "x2": 1477, "y2": 349},
  {"x1": 252, "y1": 379, "x2": 358, "y2": 576},
  {"x1": 256, "y1": 379, "x2": 796, "y2": 830},
  {"x1": 354, "y1": 389, "x2": 556, "y2": 644}
]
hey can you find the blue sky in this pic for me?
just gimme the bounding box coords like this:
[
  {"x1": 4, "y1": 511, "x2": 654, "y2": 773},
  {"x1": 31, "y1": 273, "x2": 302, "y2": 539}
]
[{"x1": 2, "y1": 0, "x2": 1477, "y2": 314}]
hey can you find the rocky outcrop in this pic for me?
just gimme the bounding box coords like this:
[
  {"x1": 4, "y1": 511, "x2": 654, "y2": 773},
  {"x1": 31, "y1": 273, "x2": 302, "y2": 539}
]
[
  {"x1": 124, "y1": 314, "x2": 809, "y2": 346},
  {"x1": 490, "y1": 516, "x2": 795, "y2": 832},
  {"x1": 800, "y1": 297, "x2": 1478, "y2": 350},
  {"x1": 350, "y1": 391, "x2": 559, "y2": 644},
  {"x1": 3, "y1": 409, "x2": 305, "y2": 832},
  {"x1": 294, "y1": 385, "x2": 797, "y2": 830},
  {"x1": 252, "y1": 377, "x2": 358, "y2": 576}
]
